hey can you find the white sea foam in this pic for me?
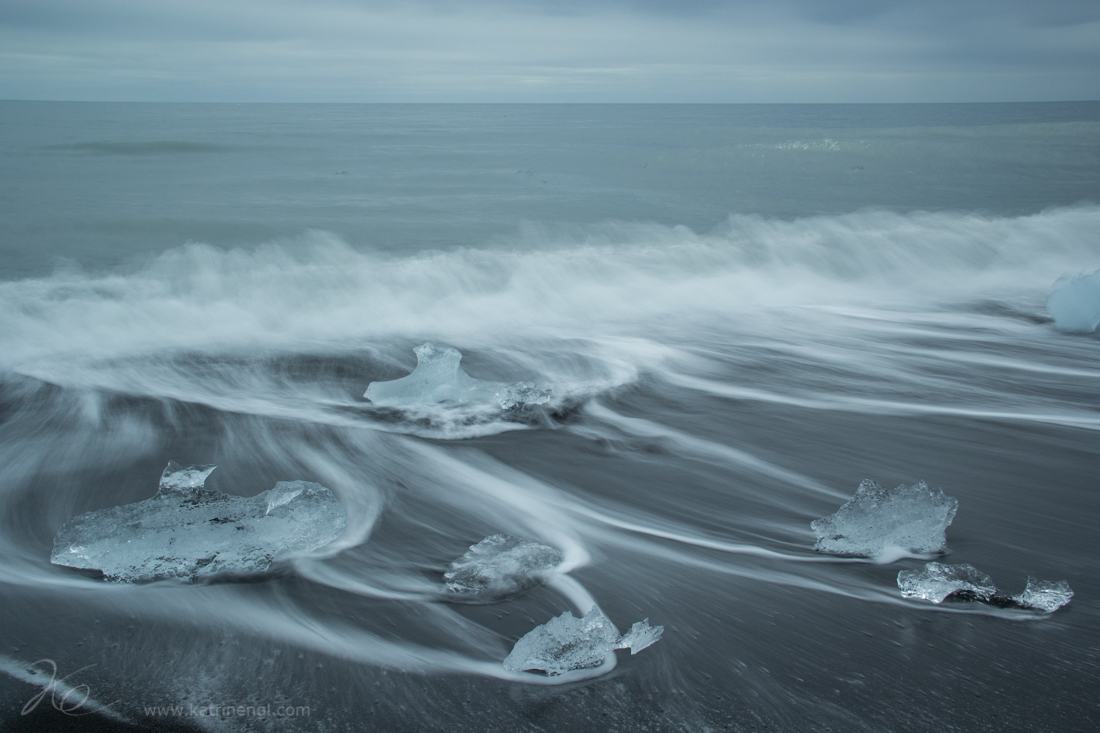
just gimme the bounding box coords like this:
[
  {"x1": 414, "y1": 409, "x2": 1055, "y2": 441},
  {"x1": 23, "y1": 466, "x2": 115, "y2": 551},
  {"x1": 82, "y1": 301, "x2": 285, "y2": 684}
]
[
  {"x1": 1, "y1": 207, "x2": 1098, "y2": 374},
  {"x1": 0, "y1": 207, "x2": 1095, "y2": 440}
]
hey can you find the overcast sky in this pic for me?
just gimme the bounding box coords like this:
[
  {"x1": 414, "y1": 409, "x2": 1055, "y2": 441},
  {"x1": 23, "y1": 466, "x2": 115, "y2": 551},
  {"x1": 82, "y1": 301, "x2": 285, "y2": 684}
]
[{"x1": 2, "y1": 0, "x2": 1098, "y2": 102}]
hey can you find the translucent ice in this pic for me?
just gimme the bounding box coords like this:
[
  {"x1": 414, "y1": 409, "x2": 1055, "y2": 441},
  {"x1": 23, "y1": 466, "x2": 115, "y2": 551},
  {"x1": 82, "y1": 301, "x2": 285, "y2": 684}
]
[
  {"x1": 504, "y1": 609, "x2": 620, "y2": 675},
  {"x1": 265, "y1": 482, "x2": 305, "y2": 514},
  {"x1": 444, "y1": 534, "x2": 564, "y2": 601},
  {"x1": 1014, "y1": 577, "x2": 1074, "y2": 612},
  {"x1": 618, "y1": 619, "x2": 664, "y2": 654},
  {"x1": 365, "y1": 343, "x2": 550, "y2": 411},
  {"x1": 51, "y1": 462, "x2": 346, "y2": 582},
  {"x1": 503, "y1": 609, "x2": 663, "y2": 676},
  {"x1": 897, "y1": 562, "x2": 998, "y2": 604},
  {"x1": 158, "y1": 463, "x2": 217, "y2": 492},
  {"x1": 898, "y1": 563, "x2": 1073, "y2": 612},
  {"x1": 1047, "y1": 269, "x2": 1100, "y2": 333},
  {"x1": 495, "y1": 382, "x2": 552, "y2": 411},
  {"x1": 812, "y1": 479, "x2": 958, "y2": 559}
]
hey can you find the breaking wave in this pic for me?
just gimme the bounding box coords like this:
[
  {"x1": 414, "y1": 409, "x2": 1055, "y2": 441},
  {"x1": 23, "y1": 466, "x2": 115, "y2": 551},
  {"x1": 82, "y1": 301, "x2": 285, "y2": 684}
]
[{"x1": 2, "y1": 205, "x2": 1098, "y2": 372}]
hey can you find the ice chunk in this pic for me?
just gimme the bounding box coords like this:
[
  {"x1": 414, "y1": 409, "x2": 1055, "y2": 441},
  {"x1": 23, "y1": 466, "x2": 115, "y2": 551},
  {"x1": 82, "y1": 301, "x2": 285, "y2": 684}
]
[
  {"x1": 503, "y1": 608, "x2": 663, "y2": 676},
  {"x1": 264, "y1": 482, "x2": 305, "y2": 515},
  {"x1": 897, "y1": 562, "x2": 998, "y2": 604},
  {"x1": 495, "y1": 382, "x2": 552, "y2": 411},
  {"x1": 51, "y1": 462, "x2": 346, "y2": 583},
  {"x1": 1047, "y1": 269, "x2": 1100, "y2": 333},
  {"x1": 366, "y1": 343, "x2": 497, "y2": 405},
  {"x1": 365, "y1": 343, "x2": 551, "y2": 411},
  {"x1": 444, "y1": 534, "x2": 564, "y2": 601},
  {"x1": 1014, "y1": 577, "x2": 1074, "y2": 612},
  {"x1": 898, "y1": 563, "x2": 1073, "y2": 612},
  {"x1": 618, "y1": 619, "x2": 664, "y2": 654},
  {"x1": 158, "y1": 462, "x2": 217, "y2": 493},
  {"x1": 504, "y1": 609, "x2": 620, "y2": 675},
  {"x1": 811, "y1": 479, "x2": 958, "y2": 559}
]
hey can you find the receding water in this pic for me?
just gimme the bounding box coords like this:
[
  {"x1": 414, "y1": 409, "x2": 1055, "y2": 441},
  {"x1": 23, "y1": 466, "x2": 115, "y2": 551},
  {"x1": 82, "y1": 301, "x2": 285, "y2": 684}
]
[{"x1": 1, "y1": 102, "x2": 1099, "y2": 732}]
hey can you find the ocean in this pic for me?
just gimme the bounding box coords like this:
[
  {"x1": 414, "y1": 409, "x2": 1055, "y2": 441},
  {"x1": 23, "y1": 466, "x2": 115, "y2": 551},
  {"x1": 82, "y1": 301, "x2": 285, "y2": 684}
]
[{"x1": 1, "y1": 101, "x2": 1099, "y2": 731}]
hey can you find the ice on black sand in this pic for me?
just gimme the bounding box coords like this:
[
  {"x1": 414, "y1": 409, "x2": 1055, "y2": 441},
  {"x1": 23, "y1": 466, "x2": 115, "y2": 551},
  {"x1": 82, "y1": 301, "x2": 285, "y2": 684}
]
[
  {"x1": 1013, "y1": 577, "x2": 1074, "y2": 613},
  {"x1": 812, "y1": 479, "x2": 957, "y2": 560},
  {"x1": 618, "y1": 618, "x2": 665, "y2": 654},
  {"x1": 898, "y1": 562, "x2": 1073, "y2": 612},
  {"x1": 444, "y1": 534, "x2": 564, "y2": 601},
  {"x1": 51, "y1": 462, "x2": 346, "y2": 582},
  {"x1": 364, "y1": 342, "x2": 550, "y2": 410},
  {"x1": 897, "y1": 562, "x2": 997, "y2": 604},
  {"x1": 503, "y1": 608, "x2": 663, "y2": 676}
]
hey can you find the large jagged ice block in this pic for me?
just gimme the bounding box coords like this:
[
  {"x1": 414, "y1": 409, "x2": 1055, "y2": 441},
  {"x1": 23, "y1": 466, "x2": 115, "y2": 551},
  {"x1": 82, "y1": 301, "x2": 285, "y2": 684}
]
[
  {"x1": 897, "y1": 562, "x2": 998, "y2": 604},
  {"x1": 444, "y1": 534, "x2": 564, "y2": 602},
  {"x1": 1014, "y1": 577, "x2": 1074, "y2": 612},
  {"x1": 1047, "y1": 269, "x2": 1100, "y2": 333},
  {"x1": 503, "y1": 609, "x2": 663, "y2": 676},
  {"x1": 51, "y1": 462, "x2": 346, "y2": 583},
  {"x1": 812, "y1": 479, "x2": 958, "y2": 559},
  {"x1": 365, "y1": 343, "x2": 551, "y2": 411}
]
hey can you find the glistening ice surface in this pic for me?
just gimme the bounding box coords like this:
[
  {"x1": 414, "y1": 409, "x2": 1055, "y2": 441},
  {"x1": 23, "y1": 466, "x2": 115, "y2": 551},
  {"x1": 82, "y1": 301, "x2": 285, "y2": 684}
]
[
  {"x1": 897, "y1": 562, "x2": 1073, "y2": 612},
  {"x1": 1014, "y1": 577, "x2": 1075, "y2": 613},
  {"x1": 51, "y1": 462, "x2": 347, "y2": 582},
  {"x1": 1, "y1": 103, "x2": 1098, "y2": 732},
  {"x1": 444, "y1": 535, "x2": 564, "y2": 601},
  {"x1": 503, "y1": 609, "x2": 663, "y2": 676},
  {"x1": 811, "y1": 480, "x2": 958, "y2": 560},
  {"x1": 897, "y1": 562, "x2": 998, "y2": 604}
]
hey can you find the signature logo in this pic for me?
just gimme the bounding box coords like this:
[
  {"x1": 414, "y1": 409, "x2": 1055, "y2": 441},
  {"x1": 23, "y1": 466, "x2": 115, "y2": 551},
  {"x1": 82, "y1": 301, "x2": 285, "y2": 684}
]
[{"x1": 21, "y1": 659, "x2": 112, "y2": 717}]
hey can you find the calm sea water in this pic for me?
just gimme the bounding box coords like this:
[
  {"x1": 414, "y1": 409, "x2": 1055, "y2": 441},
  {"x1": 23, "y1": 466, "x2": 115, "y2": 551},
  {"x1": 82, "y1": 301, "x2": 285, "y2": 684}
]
[{"x1": 1, "y1": 102, "x2": 1099, "y2": 732}]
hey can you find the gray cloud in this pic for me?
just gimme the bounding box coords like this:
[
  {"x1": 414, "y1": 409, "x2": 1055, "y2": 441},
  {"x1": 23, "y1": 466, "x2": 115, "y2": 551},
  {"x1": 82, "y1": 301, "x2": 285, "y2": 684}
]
[{"x1": 1, "y1": 0, "x2": 1097, "y2": 101}]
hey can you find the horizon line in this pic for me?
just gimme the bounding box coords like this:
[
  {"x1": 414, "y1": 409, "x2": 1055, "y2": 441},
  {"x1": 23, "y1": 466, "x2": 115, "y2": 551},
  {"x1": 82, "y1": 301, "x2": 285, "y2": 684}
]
[{"x1": 3, "y1": 99, "x2": 1100, "y2": 106}]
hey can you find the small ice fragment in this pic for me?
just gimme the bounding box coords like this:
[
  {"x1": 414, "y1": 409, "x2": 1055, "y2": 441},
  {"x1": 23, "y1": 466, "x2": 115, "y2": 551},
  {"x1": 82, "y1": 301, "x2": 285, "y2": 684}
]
[
  {"x1": 444, "y1": 534, "x2": 564, "y2": 601},
  {"x1": 812, "y1": 479, "x2": 958, "y2": 558},
  {"x1": 158, "y1": 461, "x2": 217, "y2": 494},
  {"x1": 51, "y1": 463, "x2": 346, "y2": 583},
  {"x1": 495, "y1": 382, "x2": 552, "y2": 411},
  {"x1": 1047, "y1": 269, "x2": 1100, "y2": 333},
  {"x1": 1013, "y1": 577, "x2": 1073, "y2": 612},
  {"x1": 504, "y1": 608, "x2": 663, "y2": 676},
  {"x1": 263, "y1": 482, "x2": 305, "y2": 515},
  {"x1": 618, "y1": 619, "x2": 663, "y2": 654},
  {"x1": 897, "y1": 562, "x2": 998, "y2": 604},
  {"x1": 364, "y1": 343, "x2": 551, "y2": 410}
]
